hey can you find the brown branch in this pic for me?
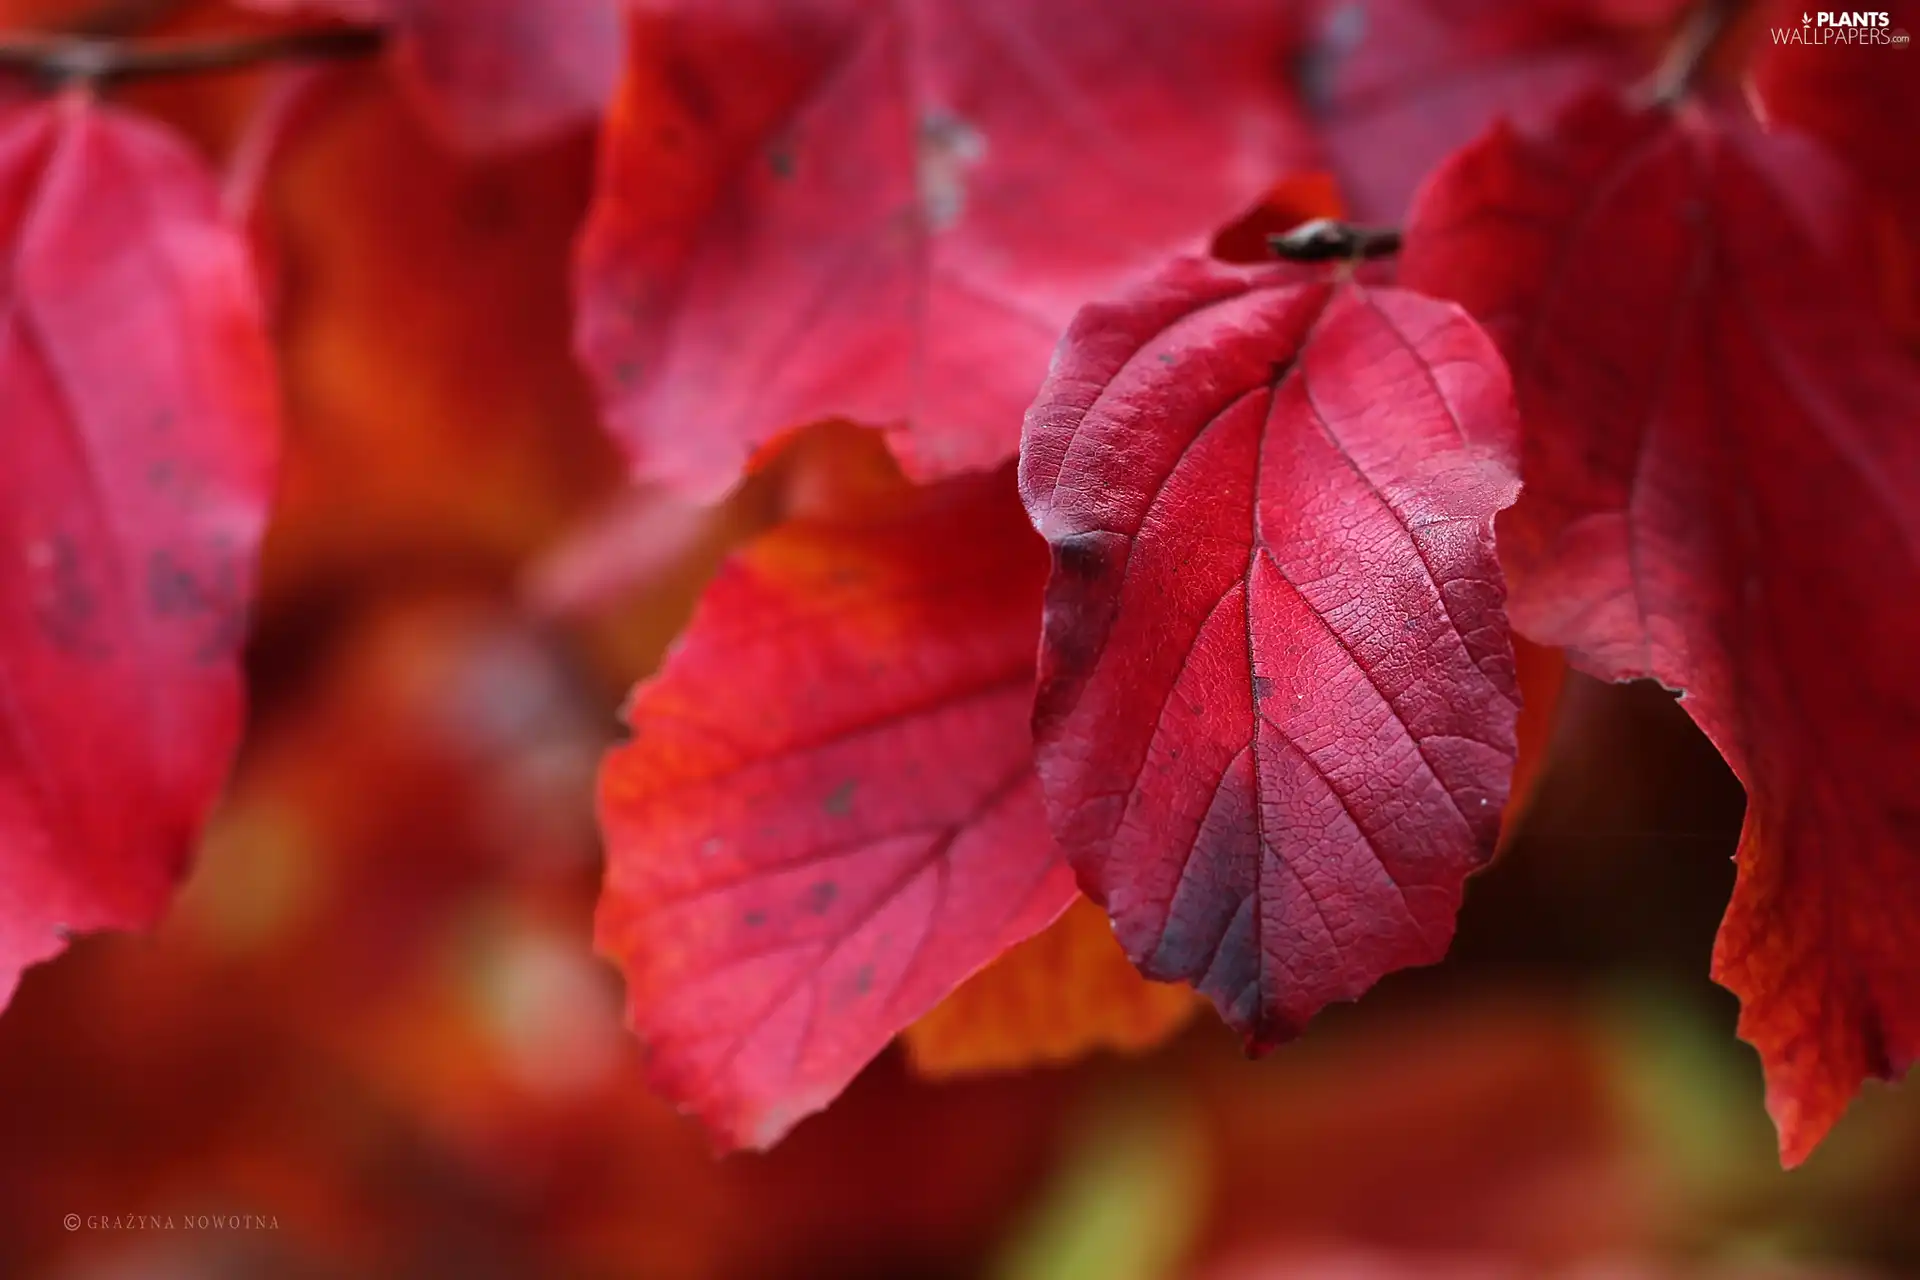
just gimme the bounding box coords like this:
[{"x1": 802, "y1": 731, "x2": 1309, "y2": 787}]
[
  {"x1": 1267, "y1": 219, "x2": 1403, "y2": 264},
  {"x1": 0, "y1": 26, "x2": 385, "y2": 89}
]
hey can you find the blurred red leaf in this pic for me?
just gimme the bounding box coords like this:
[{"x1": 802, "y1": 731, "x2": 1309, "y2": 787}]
[
  {"x1": 595, "y1": 466, "x2": 1076, "y2": 1150},
  {"x1": 1300, "y1": 0, "x2": 1682, "y2": 220},
  {"x1": 522, "y1": 486, "x2": 726, "y2": 621},
  {"x1": 253, "y1": 65, "x2": 616, "y2": 609},
  {"x1": 0, "y1": 96, "x2": 275, "y2": 1007},
  {"x1": 238, "y1": 0, "x2": 620, "y2": 151},
  {"x1": 1018, "y1": 259, "x2": 1521, "y2": 1048},
  {"x1": 574, "y1": 0, "x2": 1317, "y2": 497},
  {"x1": 1749, "y1": 0, "x2": 1920, "y2": 331},
  {"x1": 1402, "y1": 89, "x2": 1920, "y2": 1166},
  {"x1": 1190, "y1": 997, "x2": 1662, "y2": 1268}
]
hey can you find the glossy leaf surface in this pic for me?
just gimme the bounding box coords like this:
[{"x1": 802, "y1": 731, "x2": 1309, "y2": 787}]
[
  {"x1": 596, "y1": 467, "x2": 1076, "y2": 1149},
  {"x1": 1021, "y1": 258, "x2": 1522, "y2": 1048},
  {"x1": 1403, "y1": 89, "x2": 1920, "y2": 1165}
]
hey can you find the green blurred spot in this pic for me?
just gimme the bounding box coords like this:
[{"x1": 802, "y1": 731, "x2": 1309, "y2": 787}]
[{"x1": 991, "y1": 1086, "x2": 1206, "y2": 1280}]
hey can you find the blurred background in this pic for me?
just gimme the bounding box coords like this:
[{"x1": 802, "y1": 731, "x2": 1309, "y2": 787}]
[{"x1": 1, "y1": 2, "x2": 1918, "y2": 1277}]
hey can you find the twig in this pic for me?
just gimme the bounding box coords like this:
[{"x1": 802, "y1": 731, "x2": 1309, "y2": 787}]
[
  {"x1": 1642, "y1": 0, "x2": 1746, "y2": 106},
  {"x1": 0, "y1": 26, "x2": 385, "y2": 90},
  {"x1": 1267, "y1": 218, "x2": 1403, "y2": 264}
]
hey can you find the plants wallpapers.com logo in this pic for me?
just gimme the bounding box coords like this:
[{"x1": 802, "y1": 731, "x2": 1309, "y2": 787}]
[{"x1": 1773, "y1": 12, "x2": 1910, "y2": 42}]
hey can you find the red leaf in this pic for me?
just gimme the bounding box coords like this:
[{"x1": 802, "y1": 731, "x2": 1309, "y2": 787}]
[
  {"x1": 1019, "y1": 259, "x2": 1522, "y2": 1048},
  {"x1": 575, "y1": 0, "x2": 1317, "y2": 498},
  {"x1": 240, "y1": 0, "x2": 621, "y2": 152},
  {"x1": 1749, "y1": 0, "x2": 1920, "y2": 329},
  {"x1": 0, "y1": 97, "x2": 276, "y2": 1007},
  {"x1": 1401, "y1": 89, "x2": 1920, "y2": 1165},
  {"x1": 594, "y1": 466, "x2": 1076, "y2": 1149},
  {"x1": 1301, "y1": 0, "x2": 1680, "y2": 220}
]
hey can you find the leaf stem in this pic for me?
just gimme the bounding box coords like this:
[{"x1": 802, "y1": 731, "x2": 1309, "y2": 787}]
[
  {"x1": 1642, "y1": 0, "x2": 1747, "y2": 106},
  {"x1": 0, "y1": 26, "x2": 385, "y2": 90},
  {"x1": 1266, "y1": 219, "x2": 1403, "y2": 264}
]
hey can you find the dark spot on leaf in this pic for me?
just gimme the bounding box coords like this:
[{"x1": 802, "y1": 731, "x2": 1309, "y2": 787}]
[
  {"x1": 1036, "y1": 529, "x2": 1129, "y2": 735},
  {"x1": 743, "y1": 909, "x2": 766, "y2": 929},
  {"x1": 149, "y1": 550, "x2": 213, "y2": 617},
  {"x1": 852, "y1": 963, "x2": 873, "y2": 996},
  {"x1": 767, "y1": 138, "x2": 797, "y2": 178},
  {"x1": 147, "y1": 547, "x2": 248, "y2": 663},
  {"x1": 32, "y1": 534, "x2": 108, "y2": 660},
  {"x1": 807, "y1": 881, "x2": 837, "y2": 913},
  {"x1": 916, "y1": 108, "x2": 985, "y2": 232},
  {"x1": 1252, "y1": 675, "x2": 1274, "y2": 700},
  {"x1": 1158, "y1": 352, "x2": 1177, "y2": 365},
  {"x1": 823, "y1": 780, "x2": 857, "y2": 816},
  {"x1": 1052, "y1": 530, "x2": 1111, "y2": 584}
]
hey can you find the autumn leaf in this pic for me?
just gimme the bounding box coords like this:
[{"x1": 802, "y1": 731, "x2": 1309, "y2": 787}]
[
  {"x1": 1748, "y1": 0, "x2": 1920, "y2": 331},
  {"x1": 1299, "y1": 0, "x2": 1682, "y2": 220},
  {"x1": 574, "y1": 0, "x2": 1318, "y2": 498},
  {"x1": 252, "y1": 64, "x2": 617, "y2": 613},
  {"x1": 0, "y1": 95, "x2": 276, "y2": 1008},
  {"x1": 1019, "y1": 257, "x2": 1522, "y2": 1049},
  {"x1": 595, "y1": 465, "x2": 1077, "y2": 1150},
  {"x1": 904, "y1": 894, "x2": 1201, "y2": 1077},
  {"x1": 1401, "y1": 88, "x2": 1920, "y2": 1166},
  {"x1": 238, "y1": 0, "x2": 620, "y2": 152},
  {"x1": 1193, "y1": 997, "x2": 1647, "y2": 1265}
]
